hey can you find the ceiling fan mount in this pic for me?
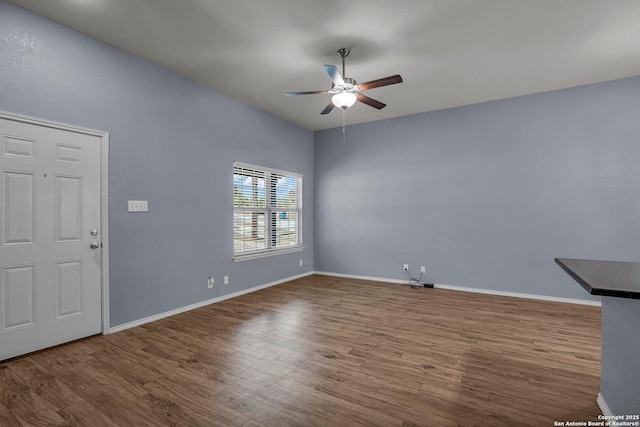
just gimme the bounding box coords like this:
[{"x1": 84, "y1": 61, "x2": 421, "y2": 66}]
[
  {"x1": 286, "y1": 48, "x2": 403, "y2": 115},
  {"x1": 336, "y1": 47, "x2": 350, "y2": 75}
]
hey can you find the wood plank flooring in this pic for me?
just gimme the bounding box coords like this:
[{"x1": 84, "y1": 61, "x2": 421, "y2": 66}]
[{"x1": 0, "y1": 275, "x2": 602, "y2": 426}]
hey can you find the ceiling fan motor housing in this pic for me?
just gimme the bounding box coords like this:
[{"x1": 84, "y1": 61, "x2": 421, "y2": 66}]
[{"x1": 330, "y1": 77, "x2": 358, "y2": 92}]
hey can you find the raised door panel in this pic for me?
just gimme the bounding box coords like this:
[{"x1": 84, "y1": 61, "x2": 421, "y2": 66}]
[
  {"x1": 1, "y1": 265, "x2": 35, "y2": 331},
  {"x1": 55, "y1": 175, "x2": 83, "y2": 243},
  {"x1": 1, "y1": 171, "x2": 36, "y2": 246},
  {"x1": 2, "y1": 135, "x2": 36, "y2": 159},
  {"x1": 56, "y1": 261, "x2": 82, "y2": 318},
  {"x1": 56, "y1": 143, "x2": 82, "y2": 164}
]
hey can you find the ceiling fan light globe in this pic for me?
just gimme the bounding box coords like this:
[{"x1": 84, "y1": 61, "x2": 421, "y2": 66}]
[{"x1": 332, "y1": 92, "x2": 357, "y2": 109}]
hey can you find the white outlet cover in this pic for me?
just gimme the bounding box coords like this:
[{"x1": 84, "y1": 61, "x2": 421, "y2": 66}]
[
  {"x1": 128, "y1": 200, "x2": 148, "y2": 212},
  {"x1": 224, "y1": 275, "x2": 229, "y2": 285}
]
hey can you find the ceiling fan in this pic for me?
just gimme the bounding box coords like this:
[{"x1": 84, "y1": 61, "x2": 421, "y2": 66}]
[{"x1": 285, "y1": 48, "x2": 403, "y2": 115}]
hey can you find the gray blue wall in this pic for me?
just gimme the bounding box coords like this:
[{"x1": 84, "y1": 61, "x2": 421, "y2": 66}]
[
  {"x1": 0, "y1": 1, "x2": 314, "y2": 327},
  {"x1": 5, "y1": 0, "x2": 640, "y2": 319},
  {"x1": 600, "y1": 297, "x2": 640, "y2": 413},
  {"x1": 314, "y1": 76, "x2": 640, "y2": 301}
]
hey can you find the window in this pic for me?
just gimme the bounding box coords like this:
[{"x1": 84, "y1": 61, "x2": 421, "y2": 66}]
[{"x1": 233, "y1": 162, "x2": 302, "y2": 260}]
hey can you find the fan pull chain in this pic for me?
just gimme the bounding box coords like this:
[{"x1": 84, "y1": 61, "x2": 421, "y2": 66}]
[{"x1": 342, "y1": 108, "x2": 346, "y2": 143}]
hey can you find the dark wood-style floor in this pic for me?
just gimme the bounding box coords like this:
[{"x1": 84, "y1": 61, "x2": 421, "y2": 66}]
[{"x1": 1, "y1": 275, "x2": 602, "y2": 426}]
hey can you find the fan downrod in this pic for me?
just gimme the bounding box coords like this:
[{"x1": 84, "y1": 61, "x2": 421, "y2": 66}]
[{"x1": 338, "y1": 48, "x2": 350, "y2": 77}]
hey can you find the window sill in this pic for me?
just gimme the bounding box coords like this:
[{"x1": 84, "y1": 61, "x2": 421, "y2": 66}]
[{"x1": 234, "y1": 246, "x2": 304, "y2": 262}]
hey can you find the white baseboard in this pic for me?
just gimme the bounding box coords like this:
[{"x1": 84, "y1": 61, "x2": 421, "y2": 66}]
[
  {"x1": 314, "y1": 270, "x2": 408, "y2": 285},
  {"x1": 108, "y1": 271, "x2": 314, "y2": 334},
  {"x1": 433, "y1": 282, "x2": 601, "y2": 306},
  {"x1": 597, "y1": 392, "x2": 613, "y2": 416},
  {"x1": 313, "y1": 271, "x2": 601, "y2": 307},
  {"x1": 109, "y1": 270, "x2": 599, "y2": 334}
]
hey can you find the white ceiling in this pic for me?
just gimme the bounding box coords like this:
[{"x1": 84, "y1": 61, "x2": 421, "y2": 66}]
[{"x1": 8, "y1": 0, "x2": 640, "y2": 131}]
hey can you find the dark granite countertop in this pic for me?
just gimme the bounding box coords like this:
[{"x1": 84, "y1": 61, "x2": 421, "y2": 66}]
[{"x1": 555, "y1": 258, "x2": 640, "y2": 299}]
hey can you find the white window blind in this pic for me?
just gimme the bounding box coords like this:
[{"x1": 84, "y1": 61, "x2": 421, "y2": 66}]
[{"x1": 233, "y1": 162, "x2": 302, "y2": 260}]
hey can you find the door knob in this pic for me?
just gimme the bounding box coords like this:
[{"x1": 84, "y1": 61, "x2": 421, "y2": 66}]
[{"x1": 90, "y1": 242, "x2": 101, "y2": 249}]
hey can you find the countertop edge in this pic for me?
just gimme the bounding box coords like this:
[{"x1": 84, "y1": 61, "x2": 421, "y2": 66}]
[
  {"x1": 555, "y1": 258, "x2": 640, "y2": 300},
  {"x1": 555, "y1": 258, "x2": 595, "y2": 294}
]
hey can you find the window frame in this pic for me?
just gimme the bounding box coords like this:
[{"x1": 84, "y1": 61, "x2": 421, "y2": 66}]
[{"x1": 233, "y1": 161, "x2": 303, "y2": 261}]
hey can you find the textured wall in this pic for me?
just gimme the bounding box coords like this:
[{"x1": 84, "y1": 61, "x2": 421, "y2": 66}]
[
  {"x1": 0, "y1": 1, "x2": 314, "y2": 327},
  {"x1": 314, "y1": 76, "x2": 640, "y2": 301}
]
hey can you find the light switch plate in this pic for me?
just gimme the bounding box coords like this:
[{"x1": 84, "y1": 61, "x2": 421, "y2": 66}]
[{"x1": 128, "y1": 200, "x2": 148, "y2": 212}]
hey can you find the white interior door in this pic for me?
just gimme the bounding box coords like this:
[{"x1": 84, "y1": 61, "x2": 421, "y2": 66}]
[{"x1": 0, "y1": 115, "x2": 104, "y2": 360}]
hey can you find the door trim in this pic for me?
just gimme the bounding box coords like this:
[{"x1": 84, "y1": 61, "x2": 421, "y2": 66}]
[{"x1": 0, "y1": 110, "x2": 110, "y2": 334}]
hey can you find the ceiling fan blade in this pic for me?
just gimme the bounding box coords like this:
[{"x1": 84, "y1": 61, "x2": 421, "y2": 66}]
[
  {"x1": 323, "y1": 65, "x2": 345, "y2": 86},
  {"x1": 285, "y1": 90, "x2": 329, "y2": 96},
  {"x1": 357, "y1": 75, "x2": 403, "y2": 91},
  {"x1": 357, "y1": 94, "x2": 386, "y2": 110},
  {"x1": 320, "y1": 102, "x2": 336, "y2": 115}
]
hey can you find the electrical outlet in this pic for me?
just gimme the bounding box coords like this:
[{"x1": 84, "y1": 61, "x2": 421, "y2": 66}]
[
  {"x1": 421, "y1": 266, "x2": 426, "y2": 274},
  {"x1": 299, "y1": 259, "x2": 303, "y2": 267},
  {"x1": 403, "y1": 264, "x2": 409, "y2": 271},
  {"x1": 224, "y1": 275, "x2": 229, "y2": 285},
  {"x1": 207, "y1": 277, "x2": 214, "y2": 288},
  {"x1": 128, "y1": 200, "x2": 148, "y2": 212}
]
